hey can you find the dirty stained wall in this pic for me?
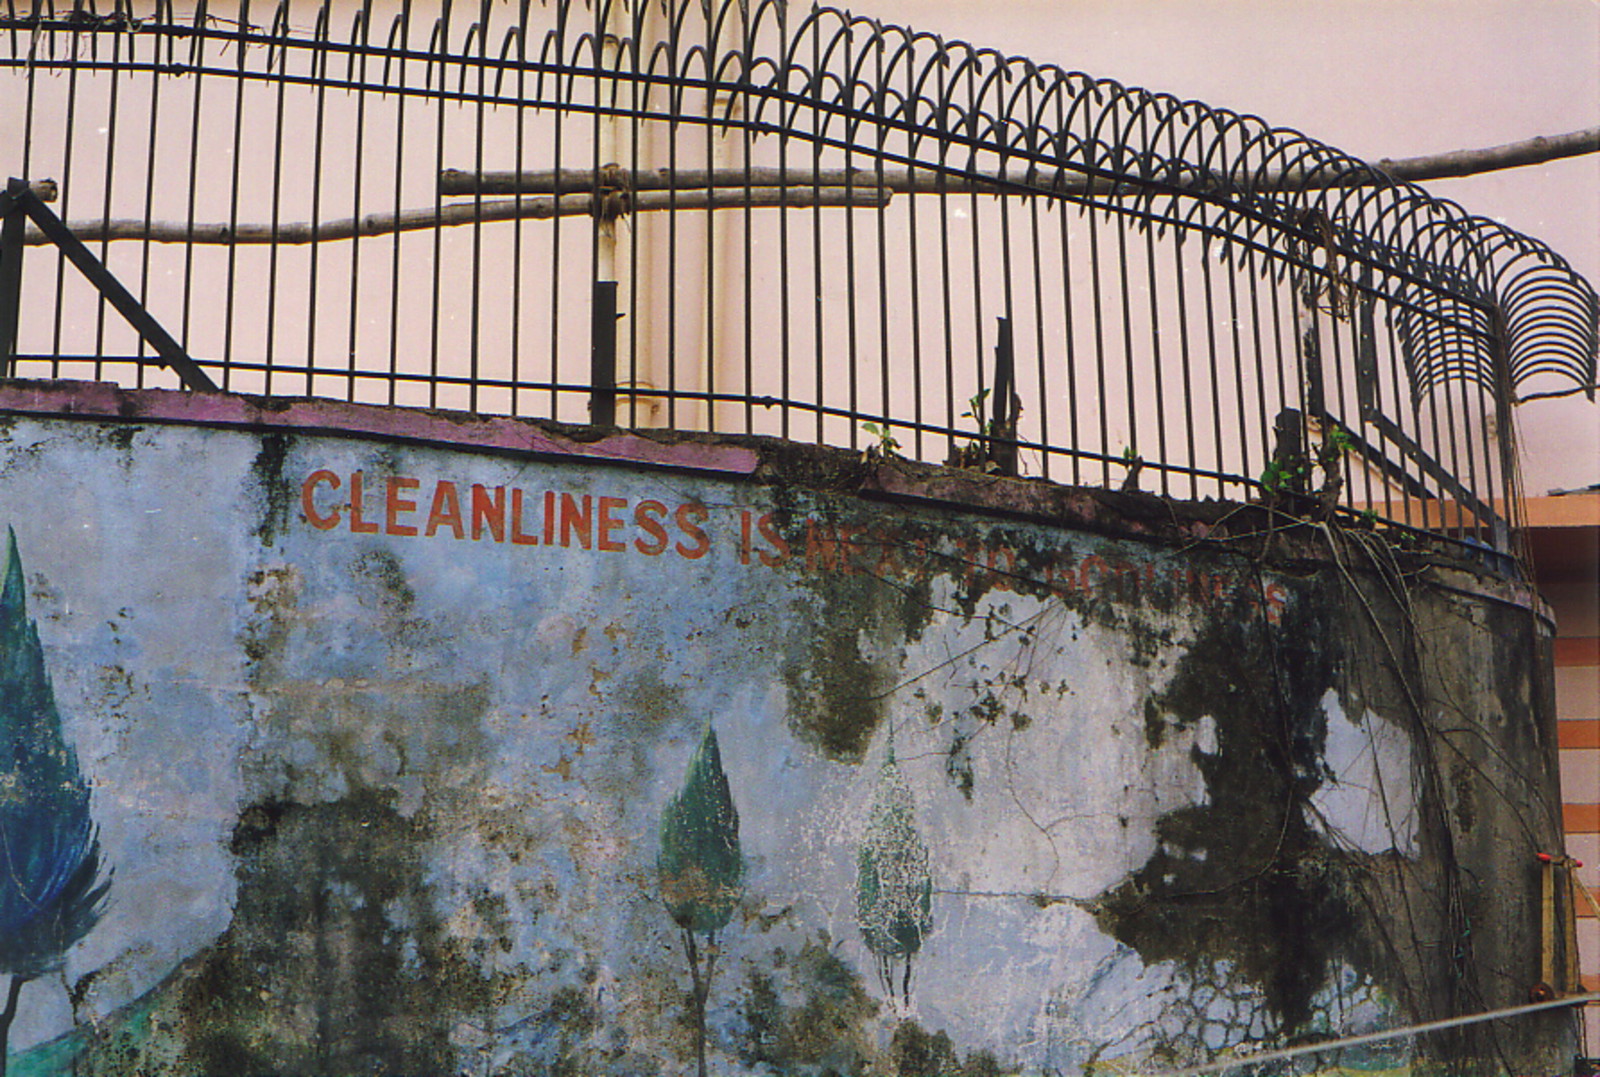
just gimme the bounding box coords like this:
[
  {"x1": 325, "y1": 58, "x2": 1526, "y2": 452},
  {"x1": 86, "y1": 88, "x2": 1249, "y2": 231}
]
[{"x1": 0, "y1": 384, "x2": 1574, "y2": 1075}]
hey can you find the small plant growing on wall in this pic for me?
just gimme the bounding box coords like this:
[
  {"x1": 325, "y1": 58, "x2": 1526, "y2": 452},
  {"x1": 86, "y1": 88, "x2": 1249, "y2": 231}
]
[
  {"x1": 0, "y1": 530, "x2": 111, "y2": 1077},
  {"x1": 856, "y1": 737, "x2": 932, "y2": 1013},
  {"x1": 658, "y1": 725, "x2": 744, "y2": 1077}
]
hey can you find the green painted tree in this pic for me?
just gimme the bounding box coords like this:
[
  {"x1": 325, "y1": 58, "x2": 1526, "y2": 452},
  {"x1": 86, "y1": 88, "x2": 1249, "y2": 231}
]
[
  {"x1": 0, "y1": 529, "x2": 111, "y2": 1076},
  {"x1": 657, "y1": 725, "x2": 743, "y2": 1077},
  {"x1": 856, "y1": 739, "x2": 932, "y2": 1013}
]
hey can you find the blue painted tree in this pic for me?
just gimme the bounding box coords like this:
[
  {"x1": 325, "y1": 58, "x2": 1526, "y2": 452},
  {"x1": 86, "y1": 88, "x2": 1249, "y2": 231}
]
[
  {"x1": 0, "y1": 530, "x2": 111, "y2": 1075},
  {"x1": 657, "y1": 725, "x2": 742, "y2": 1077},
  {"x1": 857, "y1": 738, "x2": 932, "y2": 1013}
]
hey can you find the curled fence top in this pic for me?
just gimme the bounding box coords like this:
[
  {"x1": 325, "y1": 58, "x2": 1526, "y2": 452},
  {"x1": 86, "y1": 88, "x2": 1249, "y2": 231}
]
[{"x1": 5, "y1": 0, "x2": 1595, "y2": 400}]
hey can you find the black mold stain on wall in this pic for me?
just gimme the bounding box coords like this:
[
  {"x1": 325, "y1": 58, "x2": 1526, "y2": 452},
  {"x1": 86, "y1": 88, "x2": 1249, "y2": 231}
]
[
  {"x1": 178, "y1": 790, "x2": 491, "y2": 1075},
  {"x1": 1086, "y1": 545, "x2": 1572, "y2": 1069},
  {"x1": 779, "y1": 509, "x2": 938, "y2": 763},
  {"x1": 1091, "y1": 576, "x2": 1349, "y2": 1033},
  {"x1": 250, "y1": 432, "x2": 292, "y2": 546}
]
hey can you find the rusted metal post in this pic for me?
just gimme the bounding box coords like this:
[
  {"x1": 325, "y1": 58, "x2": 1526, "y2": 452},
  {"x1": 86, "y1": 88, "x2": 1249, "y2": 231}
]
[
  {"x1": 590, "y1": 280, "x2": 619, "y2": 427},
  {"x1": 0, "y1": 178, "x2": 25, "y2": 376},
  {"x1": 991, "y1": 316, "x2": 1018, "y2": 477}
]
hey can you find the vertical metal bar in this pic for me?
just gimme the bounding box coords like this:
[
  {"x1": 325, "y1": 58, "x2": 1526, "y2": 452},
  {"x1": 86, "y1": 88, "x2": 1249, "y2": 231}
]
[
  {"x1": 1489, "y1": 309, "x2": 1521, "y2": 555},
  {"x1": 703, "y1": 0, "x2": 719, "y2": 433},
  {"x1": 1024, "y1": 153, "x2": 1051, "y2": 480},
  {"x1": 1244, "y1": 246, "x2": 1272, "y2": 500},
  {"x1": 17, "y1": 0, "x2": 35, "y2": 183},
  {"x1": 935, "y1": 60, "x2": 955, "y2": 463},
  {"x1": 1052, "y1": 80, "x2": 1081, "y2": 486},
  {"x1": 428, "y1": 5, "x2": 452, "y2": 408},
  {"x1": 903, "y1": 52, "x2": 924, "y2": 463},
  {"x1": 222, "y1": 0, "x2": 252, "y2": 393},
  {"x1": 1265, "y1": 255, "x2": 1296, "y2": 500},
  {"x1": 588, "y1": 0, "x2": 605, "y2": 421},
  {"x1": 996, "y1": 149, "x2": 1017, "y2": 470},
  {"x1": 1452, "y1": 307, "x2": 1491, "y2": 546},
  {"x1": 179, "y1": 0, "x2": 209, "y2": 374},
  {"x1": 264, "y1": 0, "x2": 291, "y2": 397},
  {"x1": 1140, "y1": 182, "x2": 1168, "y2": 496},
  {"x1": 740, "y1": 2, "x2": 754, "y2": 435},
  {"x1": 649, "y1": 1, "x2": 662, "y2": 425},
  {"x1": 964, "y1": 67, "x2": 986, "y2": 463},
  {"x1": 1085, "y1": 198, "x2": 1110, "y2": 485},
  {"x1": 623, "y1": 0, "x2": 642, "y2": 427},
  {"x1": 776, "y1": 6, "x2": 792, "y2": 442},
  {"x1": 49, "y1": 6, "x2": 84, "y2": 375},
  {"x1": 1170, "y1": 217, "x2": 1198, "y2": 499},
  {"x1": 1112, "y1": 162, "x2": 1138, "y2": 480},
  {"x1": 1416, "y1": 314, "x2": 1453, "y2": 534},
  {"x1": 1386, "y1": 304, "x2": 1428, "y2": 532},
  {"x1": 1439, "y1": 307, "x2": 1479, "y2": 542},
  {"x1": 510, "y1": 0, "x2": 528, "y2": 416},
  {"x1": 1222, "y1": 233, "x2": 1252, "y2": 502},
  {"x1": 808, "y1": 19, "x2": 822, "y2": 443},
  {"x1": 872, "y1": 46, "x2": 890, "y2": 451},
  {"x1": 345, "y1": 1, "x2": 371, "y2": 402},
  {"x1": 591, "y1": 279, "x2": 618, "y2": 426},
  {"x1": 841, "y1": 28, "x2": 858, "y2": 447},
  {"x1": 92, "y1": 18, "x2": 126, "y2": 380},
  {"x1": 1319, "y1": 243, "x2": 1355, "y2": 518},
  {"x1": 1354, "y1": 271, "x2": 1379, "y2": 418},
  {"x1": 465, "y1": 0, "x2": 490, "y2": 415},
  {"x1": 1198, "y1": 230, "x2": 1226, "y2": 498},
  {"x1": 386, "y1": 2, "x2": 412, "y2": 407},
  {"x1": 135, "y1": 8, "x2": 163, "y2": 388},
  {"x1": 1291, "y1": 242, "x2": 1324, "y2": 451},
  {"x1": 1351, "y1": 270, "x2": 1384, "y2": 520}
]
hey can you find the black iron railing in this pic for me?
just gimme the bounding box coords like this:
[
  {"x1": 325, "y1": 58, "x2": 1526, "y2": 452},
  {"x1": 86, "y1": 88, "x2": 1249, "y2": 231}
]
[{"x1": 2, "y1": 0, "x2": 1596, "y2": 558}]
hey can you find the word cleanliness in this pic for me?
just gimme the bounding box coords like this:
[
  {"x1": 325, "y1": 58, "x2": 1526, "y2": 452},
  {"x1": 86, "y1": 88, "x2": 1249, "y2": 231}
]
[
  {"x1": 298, "y1": 468, "x2": 1286, "y2": 621},
  {"x1": 301, "y1": 469, "x2": 716, "y2": 559}
]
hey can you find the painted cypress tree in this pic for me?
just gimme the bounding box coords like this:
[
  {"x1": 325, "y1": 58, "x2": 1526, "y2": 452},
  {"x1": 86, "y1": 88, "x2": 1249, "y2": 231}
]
[
  {"x1": 0, "y1": 529, "x2": 111, "y2": 1076},
  {"x1": 856, "y1": 739, "x2": 932, "y2": 1013},
  {"x1": 657, "y1": 725, "x2": 742, "y2": 1077}
]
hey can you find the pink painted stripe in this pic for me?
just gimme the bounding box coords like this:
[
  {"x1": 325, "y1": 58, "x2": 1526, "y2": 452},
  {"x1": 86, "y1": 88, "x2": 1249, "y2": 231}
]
[{"x1": 0, "y1": 380, "x2": 762, "y2": 476}]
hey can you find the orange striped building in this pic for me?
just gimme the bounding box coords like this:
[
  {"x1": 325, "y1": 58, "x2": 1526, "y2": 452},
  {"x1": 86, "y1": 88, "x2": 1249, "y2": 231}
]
[{"x1": 1535, "y1": 491, "x2": 1600, "y2": 1043}]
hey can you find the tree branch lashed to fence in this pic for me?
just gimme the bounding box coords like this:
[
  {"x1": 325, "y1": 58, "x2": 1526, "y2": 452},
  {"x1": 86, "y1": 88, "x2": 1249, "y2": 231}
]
[
  {"x1": 21, "y1": 188, "x2": 890, "y2": 246},
  {"x1": 22, "y1": 128, "x2": 1599, "y2": 248},
  {"x1": 1373, "y1": 126, "x2": 1599, "y2": 182}
]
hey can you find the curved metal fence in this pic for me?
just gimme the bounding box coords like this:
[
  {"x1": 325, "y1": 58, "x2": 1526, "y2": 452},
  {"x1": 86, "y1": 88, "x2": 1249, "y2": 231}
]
[{"x1": 2, "y1": 0, "x2": 1596, "y2": 558}]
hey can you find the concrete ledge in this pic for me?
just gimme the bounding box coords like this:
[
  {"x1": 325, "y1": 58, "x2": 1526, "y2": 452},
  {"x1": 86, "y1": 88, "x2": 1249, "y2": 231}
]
[
  {"x1": 0, "y1": 378, "x2": 764, "y2": 478},
  {"x1": 0, "y1": 378, "x2": 1548, "y2": 620}
]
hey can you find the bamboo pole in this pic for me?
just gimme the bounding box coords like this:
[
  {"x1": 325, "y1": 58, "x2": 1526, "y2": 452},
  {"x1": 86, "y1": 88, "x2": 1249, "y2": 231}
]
[
  {"x1": 20, "y1": 187, "x2": 890, "y2": 247},
  {"x1": 22, "y1": 126, "x2": 1595, "y2": 248},
  {"x1": 439, "y1": 126, "x2": 1600, "y2": 199}
]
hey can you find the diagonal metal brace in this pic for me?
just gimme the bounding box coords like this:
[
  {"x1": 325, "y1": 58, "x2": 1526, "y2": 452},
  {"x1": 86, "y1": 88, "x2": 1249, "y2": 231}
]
[{"x1": 0, "y1": 178, "x2": 217, "y2": 392}]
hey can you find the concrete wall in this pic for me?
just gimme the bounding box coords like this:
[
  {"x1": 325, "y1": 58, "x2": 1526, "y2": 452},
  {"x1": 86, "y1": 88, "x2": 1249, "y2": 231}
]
[{"x1": 0, "y1": 381, "x2": 1576, "y2": 1075}]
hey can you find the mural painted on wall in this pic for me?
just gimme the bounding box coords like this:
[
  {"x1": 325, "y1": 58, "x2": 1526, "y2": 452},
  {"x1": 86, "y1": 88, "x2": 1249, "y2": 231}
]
[
  {"x1": 0, "y1": 411, "x2": 1569, "y2": 1074},
  {"x1": 0, "y1": 532, "x2": 112, "y2": 1075},
  {"x1": 856, "y1": 739, "x2": 932, "y2": 1016},
  {"x1": 659, "y1": 726, "x2": 745, "y2": 1077}
]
